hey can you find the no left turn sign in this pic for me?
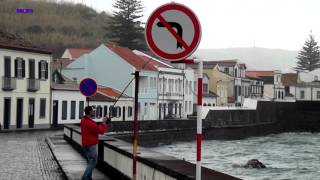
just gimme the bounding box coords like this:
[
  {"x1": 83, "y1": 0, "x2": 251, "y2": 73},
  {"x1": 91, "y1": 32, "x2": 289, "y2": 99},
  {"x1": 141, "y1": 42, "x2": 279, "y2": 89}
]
[{"x1": 145, "y1": 3, "x2": 202, "y2": 61}]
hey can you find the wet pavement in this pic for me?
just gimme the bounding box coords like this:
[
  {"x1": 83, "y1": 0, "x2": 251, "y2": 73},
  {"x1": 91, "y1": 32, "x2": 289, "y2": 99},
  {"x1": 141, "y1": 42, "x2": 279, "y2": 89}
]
[{"x1": 0, "y1": 130, "x2": 66, "y2": 180}]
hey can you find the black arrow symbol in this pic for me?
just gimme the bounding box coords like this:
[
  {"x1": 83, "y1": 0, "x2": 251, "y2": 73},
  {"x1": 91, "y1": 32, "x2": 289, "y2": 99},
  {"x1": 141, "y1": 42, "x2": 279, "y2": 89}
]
[{"x1": 157, "y1": 22, "x2": 183, "y2": 49}]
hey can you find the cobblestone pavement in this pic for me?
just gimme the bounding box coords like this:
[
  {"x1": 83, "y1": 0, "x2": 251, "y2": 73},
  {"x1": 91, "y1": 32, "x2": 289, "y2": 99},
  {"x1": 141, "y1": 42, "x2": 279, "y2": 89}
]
[{"x1": 0, "y1": 131, "x2": 66, "y2": 180}]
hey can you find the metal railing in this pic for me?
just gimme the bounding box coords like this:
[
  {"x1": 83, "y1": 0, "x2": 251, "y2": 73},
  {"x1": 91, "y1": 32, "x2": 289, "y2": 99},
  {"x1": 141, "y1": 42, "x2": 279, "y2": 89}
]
[
  {"x1": 2, "y1": 76, "x2": 16, "y2": 91},
  {"x1": 27, "y1": 78, "x2": 40, "y2": 92}
]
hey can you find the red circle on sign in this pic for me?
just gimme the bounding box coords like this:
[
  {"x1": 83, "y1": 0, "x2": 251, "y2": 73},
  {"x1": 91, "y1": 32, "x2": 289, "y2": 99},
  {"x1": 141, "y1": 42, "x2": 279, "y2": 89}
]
[
  {"x1": 145, "y1": 3, "x2": 201, "y2": 61},
  {"x1": 79, "y1": 78, "x2": 97, "y2": 97}
]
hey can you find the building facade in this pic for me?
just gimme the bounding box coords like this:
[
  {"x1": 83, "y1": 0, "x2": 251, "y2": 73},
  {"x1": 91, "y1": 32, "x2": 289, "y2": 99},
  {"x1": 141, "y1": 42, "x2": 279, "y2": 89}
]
[
  {"x1": 246, "y1": 70, "x2": 285, "y2": 100},
  {"x1": 0, "y1": 31, "x2": 52, "y2": 130}
]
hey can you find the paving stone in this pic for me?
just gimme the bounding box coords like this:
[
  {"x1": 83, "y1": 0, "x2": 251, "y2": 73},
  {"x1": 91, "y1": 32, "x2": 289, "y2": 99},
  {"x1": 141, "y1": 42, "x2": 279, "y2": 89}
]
[{"x1": 0, "y1": 131, "x2": 66, "y2": 180}]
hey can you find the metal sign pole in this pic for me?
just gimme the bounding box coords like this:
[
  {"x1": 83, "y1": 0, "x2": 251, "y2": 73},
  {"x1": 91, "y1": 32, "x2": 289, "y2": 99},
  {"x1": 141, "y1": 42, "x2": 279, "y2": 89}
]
[
  {"x1": 196, "y1": 59, "x2": 203, "y2": 180},
  {"x1": 132, "y1": 71, "x2": 140, "y2": 180},
  {"x1": 86, "y1": 97, "x2": 89, "y2": 106}
]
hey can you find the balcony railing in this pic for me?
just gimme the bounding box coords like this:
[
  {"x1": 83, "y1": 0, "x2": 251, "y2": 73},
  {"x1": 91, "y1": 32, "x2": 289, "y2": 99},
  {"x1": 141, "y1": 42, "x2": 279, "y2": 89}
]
[
  {"x1": 27, "y1": 78, "x2": 40, "y2": 92},
  {"x1": 2, "y1": 76, "x2": 16, "y2": 91}
]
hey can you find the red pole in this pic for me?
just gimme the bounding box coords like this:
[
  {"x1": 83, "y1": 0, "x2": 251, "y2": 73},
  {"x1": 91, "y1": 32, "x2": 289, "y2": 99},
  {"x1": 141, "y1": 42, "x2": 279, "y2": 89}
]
[
  {"x1": 196, "y1": 60, "x2": 203, "y2": 180},
  {"x1": 132, "y1": 71, "x2": 139, "y2": 180}
]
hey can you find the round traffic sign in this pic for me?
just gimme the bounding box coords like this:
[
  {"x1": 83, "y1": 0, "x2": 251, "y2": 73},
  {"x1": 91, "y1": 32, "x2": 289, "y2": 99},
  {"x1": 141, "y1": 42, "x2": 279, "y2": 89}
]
[
  {"x1": 145, "y1": 3, "x2": 201, "y2": 61},
  {"x1": 79, "y1": 78, "x2": 97, "y2": 97}
]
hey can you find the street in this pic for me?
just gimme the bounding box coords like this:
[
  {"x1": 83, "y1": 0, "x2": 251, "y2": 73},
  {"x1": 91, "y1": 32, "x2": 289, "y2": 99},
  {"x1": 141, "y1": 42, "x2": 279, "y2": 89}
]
[{"x1": 0, "y1": 131, "x2": 65, "y2": 180}]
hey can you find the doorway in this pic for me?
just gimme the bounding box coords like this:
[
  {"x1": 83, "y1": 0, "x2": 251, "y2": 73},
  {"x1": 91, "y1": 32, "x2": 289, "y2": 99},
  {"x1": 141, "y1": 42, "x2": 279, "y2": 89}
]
[
  {"x1": 28, "y1": 98, "x2": 35, "y2": 128},
  {"x1": 52, "y1": 100, "x2": 58, "y2": 127},
  {"x1": 4, "y1": 98, "x2": 11, "y2": 129},
  {"x1": 16, "y1": 98, "x2": 23, "y2": 128}
]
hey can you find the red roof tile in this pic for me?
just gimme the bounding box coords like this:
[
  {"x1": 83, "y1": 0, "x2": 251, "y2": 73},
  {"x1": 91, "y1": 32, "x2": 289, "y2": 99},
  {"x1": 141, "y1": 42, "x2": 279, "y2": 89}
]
[
  {"x1": 67, "y1": 48, "x2": 92, "y2": 59},
  {"x1": 105, "y1": 44, "x2": 168, "y2": 71},
  {"x1": 246, "y1": 71, "x2": 274, "y2": 78},
  {"x1": 97, "y1": 86, "x2": 130, "y2": 99},
  {"x1": 239, "y1": 63, "x2": 246, "y2": 69},
  {"x1": 281, "y1": 73, "x2": 298, "y2": 86},
  {"x1": 0, "y1": 30, "x2": 51, "y2": 54}
]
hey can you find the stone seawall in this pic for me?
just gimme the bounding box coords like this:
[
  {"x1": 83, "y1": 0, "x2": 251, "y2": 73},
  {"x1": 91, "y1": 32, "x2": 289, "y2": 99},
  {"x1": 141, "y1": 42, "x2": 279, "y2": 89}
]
[{"x1": 70, "y1": 101, "x2": 320, "y2": 147}]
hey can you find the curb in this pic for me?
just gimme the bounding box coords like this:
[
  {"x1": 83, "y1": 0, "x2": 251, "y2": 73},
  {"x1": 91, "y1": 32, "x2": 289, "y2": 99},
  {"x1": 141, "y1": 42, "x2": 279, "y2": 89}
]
[{"x1": 45, "y1": 137, "x2": 70, "y2": 180}]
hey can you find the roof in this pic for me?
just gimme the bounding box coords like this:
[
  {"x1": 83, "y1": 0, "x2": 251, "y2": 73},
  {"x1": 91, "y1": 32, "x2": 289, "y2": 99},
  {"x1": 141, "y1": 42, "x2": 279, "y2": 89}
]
[
  {"x1": 188, "y1": 59, "x2": 242, "y2": 69},
  {"x1": 98, "y1": 86, "x2": 131, "y2": 99},
  {"x1": 51, "y1": 58, "x2": 75, "y2": 71},
  {"x1": 52, "y1": 82, "x2": 79, "y2": 91},
  {"x1": 281, "y1": 73, "x2": 298, "y2": 86},
  {"x1": 246, "y1": 75, "x2": 262, "y2": 81},
  {"x1": 246, "y1": 71, "x2": 274, "y2": 78},
  {"x1": 88, "y1": 92, "x2": 115, "y2": 102},
  {"x1": 204, "y1": 60, "x2": 238, "y2": 67},
  {"x1": 0, "y1": 30, "x2": 51, "y2": 54},
  {"x1": 239, "y1": 63, "x2": 246, "y2": 69},
  {"x1": 66, "y1": 48, "x2": 92, "y2": 59},
  {"x1": 105, "y1": 44, "x2": 170, "y2": 71}
]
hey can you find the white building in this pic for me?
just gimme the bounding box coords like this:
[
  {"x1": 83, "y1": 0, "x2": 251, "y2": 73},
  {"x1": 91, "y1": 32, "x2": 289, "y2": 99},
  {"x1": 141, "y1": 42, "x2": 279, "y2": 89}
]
[
  {"x1": 246, "y1": 70, "x2": 285, "y2": 100},
  {"x1": 295, "y1": 82, "x2": 320, "y2": 101},
  {"x1": 0, "y1": 31, "x2": 52, "y2": 130},
  {"x1": 52, "y1": 79, "x2": 133, "y2": 125}
]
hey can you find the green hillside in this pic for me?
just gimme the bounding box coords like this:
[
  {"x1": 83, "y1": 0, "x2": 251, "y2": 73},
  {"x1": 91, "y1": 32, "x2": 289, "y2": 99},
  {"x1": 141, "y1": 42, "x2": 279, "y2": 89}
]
[{"x1": 0, "y1": 0, "x2": 111, "y2": 57}]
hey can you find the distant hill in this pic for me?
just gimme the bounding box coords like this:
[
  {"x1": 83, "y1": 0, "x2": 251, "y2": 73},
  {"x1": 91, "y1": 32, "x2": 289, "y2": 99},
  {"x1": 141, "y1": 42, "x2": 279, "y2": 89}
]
[
  {"x1": 195, "y1": 47, "x2": 299, "y2": 72},
  {"x1": 0, "y1": 0, "x2": 111, "y2": 57}
]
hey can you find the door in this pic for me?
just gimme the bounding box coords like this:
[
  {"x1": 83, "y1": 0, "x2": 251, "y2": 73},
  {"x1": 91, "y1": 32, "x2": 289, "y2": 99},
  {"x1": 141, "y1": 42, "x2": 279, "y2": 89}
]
[
  {"x1": 4, "y1": 57, "x2": 11, "y2": 77},
  {"x1": 16, "y1": 99, "x2": 23, "y2": 128},
  {"x1": 28, "y1": 98, "x2": 35, "y2": 128},
  {"x1": 122, "y1": 107, "x2": 126, "y2": 121},
  {"x1": 3, "y1": 98, "x2": 11, "y2": 129},
  {"x1": 52, "y1": 100, "x2": 58, "y2": 127}
]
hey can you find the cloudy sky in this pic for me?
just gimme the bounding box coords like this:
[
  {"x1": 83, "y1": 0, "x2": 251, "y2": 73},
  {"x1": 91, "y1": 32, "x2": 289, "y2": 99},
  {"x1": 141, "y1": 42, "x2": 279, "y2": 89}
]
[{"x1": 67, "y1": 0, "x2": 320, "y2": 50}]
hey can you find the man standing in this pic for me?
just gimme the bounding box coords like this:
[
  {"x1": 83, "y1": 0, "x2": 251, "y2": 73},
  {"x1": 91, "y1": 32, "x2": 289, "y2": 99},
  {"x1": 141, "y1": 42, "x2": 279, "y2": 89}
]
[{"x1": 81, "y1": 106, "x2": 110, "y2": 180}]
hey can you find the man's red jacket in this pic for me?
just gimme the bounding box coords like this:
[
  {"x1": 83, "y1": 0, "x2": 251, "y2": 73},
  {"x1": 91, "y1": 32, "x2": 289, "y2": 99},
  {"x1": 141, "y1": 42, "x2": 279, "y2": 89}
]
[{"x1": 80, "y1": 116, "x2": 107, "y2": 147}]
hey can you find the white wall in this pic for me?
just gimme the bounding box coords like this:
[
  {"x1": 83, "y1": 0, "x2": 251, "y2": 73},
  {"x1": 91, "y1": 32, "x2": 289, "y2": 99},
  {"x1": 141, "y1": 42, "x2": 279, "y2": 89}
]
[
  {"x1": 296, "y1": 87, "x2": 320, "y2": 101},
  {"x1": 263, "y1": 84, "x2": 274, "y2": 99},
  {"x1": 184, "y1": 68, "x2": 195, "y2": 117},
  {"x1": 52, "y1": 90, "x2": 86, "y2": 124},
  {"x1": 52, "y1": 90, "x2": 133, "y2": 124},
  {"x1": 0, "y1": 48, "x2": 51, "y2": 129}
]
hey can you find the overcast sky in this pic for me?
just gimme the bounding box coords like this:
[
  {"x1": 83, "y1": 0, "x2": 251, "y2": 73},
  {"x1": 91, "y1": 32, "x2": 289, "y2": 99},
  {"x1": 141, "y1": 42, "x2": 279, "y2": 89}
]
[{"x1": 67, "y1": 0, "x2": 320, "y2": 50}]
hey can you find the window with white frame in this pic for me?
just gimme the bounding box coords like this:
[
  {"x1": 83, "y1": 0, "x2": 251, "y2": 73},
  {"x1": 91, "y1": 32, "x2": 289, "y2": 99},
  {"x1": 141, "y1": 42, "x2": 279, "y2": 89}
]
[
  {"x1": 176, "y1": 80, "x2": 179, "y2": 92},
  {"x1": 203, "y1": 83, "x2": 208, "y2": 94},
  {"x1": 189, "y1": 81, "x2": 192, "y2": 95},
  {"x1": 185, "y1": 101, "x2": 187, "y2": 112},
  {"x1": 189, "y1": 101, "x2": 191, "y2": 112},
  {"x1": 40, "y1": 61, "x2": 47, "y2": 80},
  {"x1": 159, "y1": 78, "x2": 162, "y2": 93},
  {"x1": 317, "y1": 91, "x2": 320, "y2": 99},
  {"x1": 16, "y1": 58, "x2": 24, "y2": 78}
]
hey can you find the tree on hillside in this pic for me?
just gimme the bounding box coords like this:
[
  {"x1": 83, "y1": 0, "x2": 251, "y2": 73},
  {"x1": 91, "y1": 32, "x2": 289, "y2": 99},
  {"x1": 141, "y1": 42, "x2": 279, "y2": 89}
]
[
  {"x1": 296, "y1": 34, "x2": 320, "y2": 72},
  {"x1": 105, "y1": 0, "x2": 146, "y2": 50}
]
